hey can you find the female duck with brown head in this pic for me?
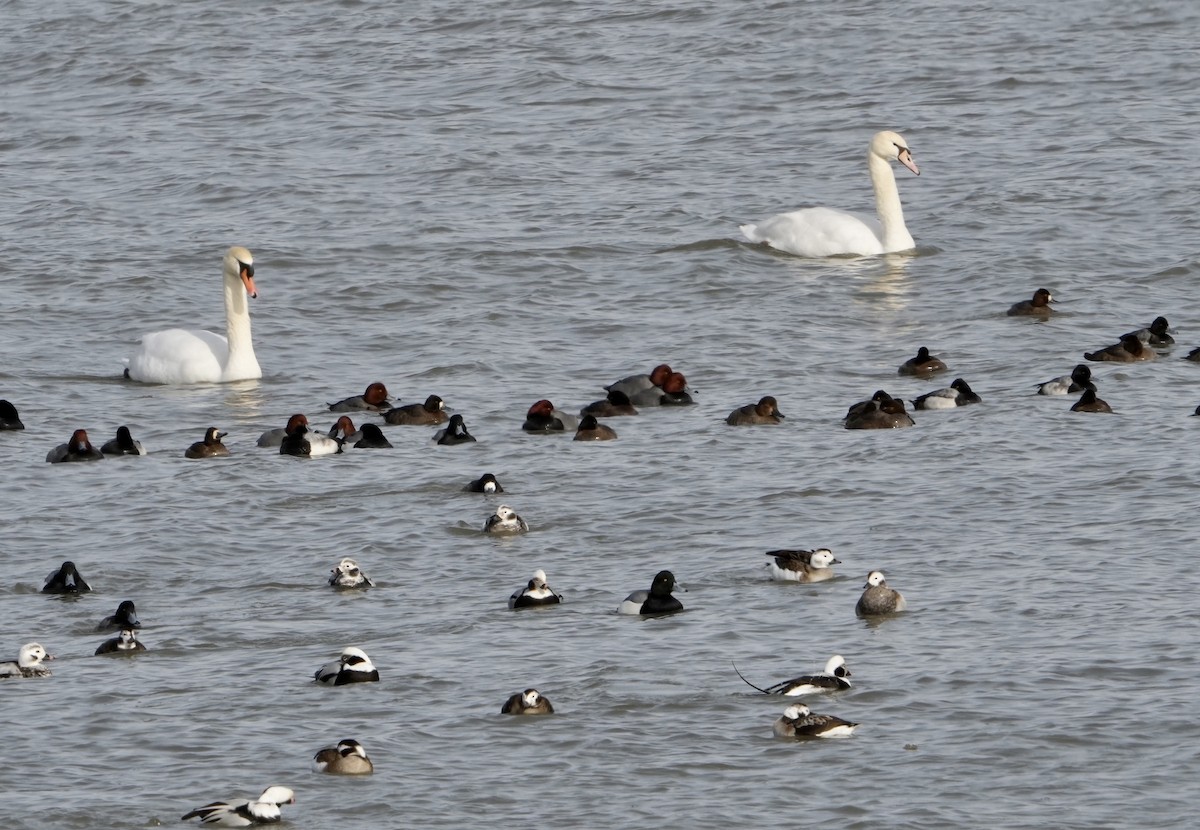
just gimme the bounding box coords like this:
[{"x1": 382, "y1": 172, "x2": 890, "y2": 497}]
[{"x1": 125, "y1": 247, "x2": 259, "y2": 384}]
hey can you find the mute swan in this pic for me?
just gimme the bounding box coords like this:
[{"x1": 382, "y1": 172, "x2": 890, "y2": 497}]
[
  {"x1": 740, "y1": 131, "x2": 920, "y2": 258},
  {"x1": 124, "y1": 247, "x2": 259, "y2": 384}
]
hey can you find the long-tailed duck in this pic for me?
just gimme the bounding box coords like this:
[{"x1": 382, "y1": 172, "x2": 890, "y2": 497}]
[
  {"x1": 312, "y1": 739, "x2": 374, "y2": 774},
  {"x1": 508, "y1": 569, "x2": 563, "y2": 609},
  {"x1": 735, "y1": 654, "x2": 851, "y2": 696},
  {"x1": 314, "y1": 647, "x2": 379, "y2": 685},
  {"x1": 772, "y1": 703, "x2": 859, "y2": 738},
  {"x1": 95, "y1": 629, "x2": 147, "y2": 655},
  {"x1": 484, "y1": 505, "x2": 528, "y2": 534},
  {"x1": 501, "y1": 688, "x2": 555, "y2": 715},
  {"x1": 181, "y1": 785, "x2": 295, "y2": 825},
  {"x1": 0, "y1": 643, "x2": 54, "y2": 678},
  {"x1": 764, "y1": 548, "x2": 840, "y2": 583},
  {"x1": 855, "y1": 571, "x2": 907, "y2": 616},
  {"x1": 328, "y1": 558, "x2": 374, "y2": 589}
]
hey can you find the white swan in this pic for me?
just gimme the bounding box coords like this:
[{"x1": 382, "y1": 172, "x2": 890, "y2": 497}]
[
  {"x1": 125, "y1": 246, "x2": 260, "y2": 384},
  {"x1": 740, "y1": 131, "x2": 920, "y2": 258}
]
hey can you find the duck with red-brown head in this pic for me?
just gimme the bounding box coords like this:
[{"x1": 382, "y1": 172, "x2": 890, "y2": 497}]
[
  {"x1": 726, "y1": 396, "x2": 785, "y2": 426},
  {"x1": 46, "y1": 429, "x2": 104, "y2": 463},
  {"x1": 327, "y1": 415, "x2": 362, "y2": 445},
  {"x1": 522, "y1": 399, "x2": 577, "y2": 433},
  {"x1": 605, "y1": 363, "x2": 673, "y2": 397},
  {"x1": 329, "y1": 381, "x2": 392, "y2": 412},
  {"x1": 257, "y1": 413, "x2": 308, "y2": 448}
]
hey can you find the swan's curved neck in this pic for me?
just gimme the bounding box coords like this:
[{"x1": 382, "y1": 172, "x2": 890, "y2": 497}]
[
  {"x1": 869, "y1": 153, "x2": 914, "y2": 252},
  {"x1": 223, "y1": 268, "x2": 257, "y2": 372}
]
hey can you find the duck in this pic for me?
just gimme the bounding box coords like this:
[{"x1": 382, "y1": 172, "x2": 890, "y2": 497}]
[
  {"x1": 1085, "y1": 334, "x2": 1155, "y2": 363},
  {"x1": 353, "y1": 424, "x2": 393, "y2": 449},
  {"x1": 434, "y1": 414, "x2": 476, "y2": 445},
  {"x1": 618, "y1": 570, "x2": 684, "y2": 616},
  {"x1": 1036, "y1": 364, "x2": 1094, "y2": 396},
  {"x1": 484, "y1": 505, "x2": 529, "y2": 534},
  {"x1": 328, "y1": 558, "x2": 374, "y2": 589},
  {"x1": 606, "y1": 363, "x2": 673, "y2": 397},
  {"x1": 326, "y1": 415, "x2": 363, "y2": 445},
  {"x1": 464, "y1": 473, "x2": 504, "y2": 493},
  {"x1": 772, "y1": 703, "x2": 859, "y2": 739},
  {"x1": 0, "y1": 643, "x2": 54, "y2": 678},
  {"x1": 764, "y1": 548, "x2": 840, "y2": 583},
  {"x1": 181, "y1": 786, "x2": 295, "y2": 826},
  {"x1": 0, "y1": 399, "x2": 25, "y2": 430},
  {"x1": 574, "y1": 414, "x2": 618, "y2": 441},
  {"x1": 185, "y1": 427, "x2": 230, "y2": 459},
  {"x1": 740, "y1": 131, "x2": 919, "y2": 258},
  {"x1": 855, "y1": 571, "x2": 906, "y2": 616},
  {"x1": 501, "y1": 688, "x2": 555, "y2": 715},
  {"x1": 280, "y1": 424, "x2": 342, "y2": 457},
  {"x1": 735, "y1": 654, "x2": 852, "y2": 696},
  {"x1": 631, "y1": 371, "x2": 694, "y2": 407},
  {"x1": 125, "y1": 247, "x2": 260, "y2": 385},
  {"x1": 898, "y1": 346, "x2": 947, "y2": 376},
  {"x1": 328, "y1": 382, "x2": 391, "y2": 412},
  {"x1": 521, "y1": 399, "x2": 576, "y2": 433},
  {"x1": 1071, "y1": 388, "x2": 1114, "y2": 413},
  {"x1": 99, "y1": 426, "x2": 146, "y2": 456},
  {"x1": 509, "y1": 569, "x2": 563, "y2": 609},
  {"x1": 911, "y1": 378, "x2": 981, "y2": 410},
  {"x1": 314, "y1": 646, "x2": 379, "y2": 685},
  {"x1": 725, "y1": 396, "x2": 785, "y2": 425},
  {"x1": 312, "y1": 739, "x2": 374, "y2": 775},
  {"x1": 1006, "y1": 287, "x2": 1056, "y2": 317},
  {"x1": 383, "y1": 394, "x2": 448, "y2": 425},
  {"x1": 46, "y1": 429, "x2": 105, "y2": 463},
  {"x1": 844, "y1": 398, "x2": 914, "y2": 430},
  {"x1": 1185, "y1": 347, "x2": 1200, "y2": 362},
  {"x1": 256, "y1": 414, "x2": 308, "y2": 448},
  {"x1": 95, "y1": 628, "x2": 146, "y2": 655},
  {"x1": 1124, "y1": 316, "x2": 1174, "y2": 347},
  {"x1": 97, "y1": 600, "x2": 141, "y2": 631},
  {"x1": 580, "y1": 389, "x2": 638, "y2": 417},
  {"x1": 42, "y1": 561, "x2": 92, "y2": 594},
  {"x1": 844, "y1": 390, "x2": 895, "y2": 421}
]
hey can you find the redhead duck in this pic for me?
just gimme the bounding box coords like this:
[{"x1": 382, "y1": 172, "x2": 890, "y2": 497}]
[
  {"x1": 844, "y1": 398, "x2": 914, "y2": 429},
  {"x1": 46, "y1": 429, "x2": 104, "y2": 463},
  {"x1": 257, "y1": 414, "x2": 308, "y2": 447},
  {"x1": 1006, "y1": 287, "x2": 1056, "y2": 317},
  {"x1": 328, "y1": 558, "x2": 374, "y2": 589},
  {"x1": 97, "y1": 600, "x2": 141, "y2": 631},
  {"x1": 574, "y1": 415, "x2": 618, "y2": 441},
  {"x1": 606, "y1": 363, "x2": 673, "y2": 397},
  {"x1": 434, "y1": 413, "x2": 476, "y2": 445},
  {"x1": 631, "y1": 371, "x2": 694, "y2": 406},
  {"x1": 1085, "y1": 334, "x2": 1155, "y2": 363},
  {"x1": 185, "y1": 427, "x2": 230, "y2": 459},
  {"x1": 353, "y1": 424, "x2": 392, "y2": 449},
  {"x1": 1036, "y1": 365, "x2": 1093, "y2": 396},
  {"x1": 1124, "y1": 316, "x2": 1174, "y2": 347},
  {"x1": 764, "y1": 548, "x2": 840, "y2": 583},
  {"x1": 181, "y1": 786, "x2": 295, "y2": 825},
  {"x1": 772, "y1": 703, "x2": 859, "y2": 739},
  {"x1": 280, "y1": 424, "x2": 342, "y2": 457},
  {"x1": 726, "y1": 396, "x2": 785, "y2": 425},
  {"x1": 0, "y1": 400, "x2": 25, "y2": 430},
  {"x1": 383, "y1": 394, "x2": 448, "y2": 425},
  {"x1": 0, "y1": 643, "x2": 53, "y2": 678},
  {"x1": 326, "y1": 415, "x2": 363, "y2": 445},
  {"x1": 618, "y1": 570, "x2": 684, "y2": 616},
  {"x1": 855, "y1": 571, "x2": 906, "y2": 616},
  {"x1": 95, "y1": 629, "x2": 146, "y2": 655},
  {"x1": 898, "y1": 346, "x2": 947, "y2": 376},
  {"x1": 313, "y1": 739, "x2": 374, "y2": 775},
  {"x1": 1071, "y1": 388, "x2": 1113, "y2": 413},
  {"x1": 100, "y1": 425, "x2": 146, "y2": 456},
  {"x1": 736, "y1": 654, "x2": 852, "y2": 696},
  {"x1": 484, "y1": 505, "x2": 528, "y2": 534},
  {"x1": 42, "y1": 561, "x2": 92, "y2": 594},
  {"x1": 580, "y1": 389, "x2": 638, "y2": 417},
  {"x1": 912, "y1": 378, "x2": 981, "y2": 410},
  {"x1": 464, "y1": 473, "x2": 504, "y2": 493},
  {"x1": 509, "y1": 569, "x2": 563, "y2": 609},
  {"x1": 501, "y1": 688, "x2": 555, "y2": 715},
  {"x1": 328, "y1": 382, "x2": 391, "y2": 412},
  {"x1": 522, "y1": 399, "x2": 576, "y2": 433},
  {"x1": 315, "y1": 646, "x2": 379, "y2": 685}
]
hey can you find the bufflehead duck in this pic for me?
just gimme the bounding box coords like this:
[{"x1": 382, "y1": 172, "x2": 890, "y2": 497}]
[
  {"x1": 772, "y1": 703, "x2": 859, "y2": 739},
  {"x1": 42, "y1": 561, "x2": 92, "y2": 594},
  {"x1": 95, "y1": 628, "x2": 146, "y2": 655},
  {"x1": 1124, "y1": 316, "x2": 1174, "y2": 347},
  {"x1": 328, "y1": 382, "x2": 391, "y2": 412},
  {"x1": 1085, "y1": 334, "x2": 1155, "y2": 363},
  {"x1": 725, "y1": 396, "x2": 785, "y2": 425},
  {"x1": 521, "y1": 399, "x2": 576, "y2": 433},
  {"x1": 328, "y1": 558, "x2": 374, "y2": 589},
  {"x1": 97, "y1": 600, "x2": 141, "y2": 631},
  {"x1": 509, "y1": 569, "x2": 563, "y2": 609},
  {"x1": 464, "y1": 473, "x2": 504, "y2": 493},
  {"x1": 574, "y1": 415, "x2": 618, "y2": 441},
  {"x1": 327, "y1": 415, "x2": 363, "y2": 445},
  {"x1": 501, "y1": 688, "x2": 555, "y2": 715},
  {"x1": 0, "y1": 643, "x2": 54, "y2": 678},
  {"x1": 898, "y1": 346, "x2": 947, "y2": 377},
  {"x1": 185, "y1": 427, "x2": 230, "y2": 459},
  {"x1": 257, "y1": 414, "x2": 308, "y2": 448},
  {"x1": 735, "y1": 654, "x2": 852, "y2": 696},
  {"x1": 46, "y1": 429, "x2": 104, "y2": 463},
  {"x1": 484, "y1": 505, "x2": 529, "y2": 534},
  {"x1": 100, "y1": 425, "x2": 146, "y2": 456},
  {"x1": 0, "y1": 399, "x2": 25, "y2": 430},
  {"x1": 911, "y1": 378, "x2": 981, "y2": 410},
  {"x1": 1006, "y1": 288, "x2": 1056, "y2": 317},
  {"x1": 181, "y1": 786, "x2": 295, "y2": 826},
  {"x1": 1071, "y1": 388, "x2": 1114, "y2": 413},
  {"x1": 844, "y1": 398, "x2": 914, "y2": 429},
  {"x1": 1036, "y1": 364, "x2": 1094, "y2": 396},
  {"x1": 315, "y1": 646, "x2": 379, "y2": 685},
  {"x1": 855, "y1": 571, "x2": 906, "y2": 616},
  {"x1": 580, "y1": 389, "x2": 639, "y2": 417},
  {"x1": 353, "y1": 423, "x2": 393, "y2": 449},
  {"x1": 618, "y1": 570, "x2": 684, "y2": 616},
  {"x1": 383, "y1": 394, "x2": 448, "y2": 425},
  {"x1": 312, "y1": 739, "x2": 374, "y2": 775},
  {"x1": 764, "y1": 548, "x2": 840, "y2": 583},
  {"x1": 606, "y1": 363, "x2": 673, "y2": 397},
  {"x1": 434, "y1": 413, "x2": 476, "y2": 445}
]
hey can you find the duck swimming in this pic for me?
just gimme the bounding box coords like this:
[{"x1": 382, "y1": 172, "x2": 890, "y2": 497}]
[
  {"x1": 46, "y1": 429, "x2": 104, "y2": 463},
  {"x1": 42, "y1": 561, "x2": 92, "y2": 594},
  {"x1": 328, "y1": 382, "x2": 391, "y2": 412},
  {"x1": 312, "y1": 739, "x2": 374, "y2": 775},
  {"x1": 618, "y1": 570, "x2": 684, "y2": 616},
  {"x1": 500, "y1": 688, "x2": 555, "y2": 715},
  {"x1": 100, "y1": 426, "x2": 146, "y2": 456},
  {"x1": 509, "y1": 569, "x2": 563, "y2": 609},
  {"x1": 0, "y1": 643, "x2": 54, "y2": 678},
  {"x1": 185, "y1": 427, "x2": 230, "y2": 459}
]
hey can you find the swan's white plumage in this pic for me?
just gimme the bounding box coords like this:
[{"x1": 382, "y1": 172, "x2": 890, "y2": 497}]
[
  {"x1": 740, "y1": 131, "x2": 919, "y2": 258},
  {"x1": 125, "y1": 247, "x2": 260, "y2": 384}
]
